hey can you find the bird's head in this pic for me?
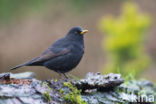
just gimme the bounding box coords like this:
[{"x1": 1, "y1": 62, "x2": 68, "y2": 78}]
[{"x1": 66, "y1": 27, "x2": 88, "y2": 40}]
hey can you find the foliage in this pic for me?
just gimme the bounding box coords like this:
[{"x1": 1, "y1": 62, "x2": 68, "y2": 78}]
[{"x1": 99, "y1": 2, "x2": 151, "y2": 76}]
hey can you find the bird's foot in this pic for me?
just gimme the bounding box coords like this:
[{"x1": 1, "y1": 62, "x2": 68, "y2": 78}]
[{"x1": 59, "y1": 73, "x2": 71, "y2": 81}]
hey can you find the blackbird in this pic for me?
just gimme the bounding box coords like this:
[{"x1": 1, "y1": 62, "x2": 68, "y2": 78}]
[{"x1": 10, "y1": 27, "x2": 88, "y2": 78}]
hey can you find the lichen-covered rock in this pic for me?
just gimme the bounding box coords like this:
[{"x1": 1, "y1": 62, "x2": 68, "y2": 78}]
[
  {"x1": 0, "y1": 72, "x2": 155, "y2": 104},
  {"x1": 0, "y1": 78, "x2": 47, "y2": 104},
  {"x1": 0, "y1": 72, "x2": 85, "y2": 104},
  {"x1": 0, "y1": 72, "x2": 35, "y2": 79},
  {"x1": 81, "y1": 80, "x2": 156, "y2": 104},
  {"x1": 72, "y1": 72, "x2": 124, "y2": 92}
]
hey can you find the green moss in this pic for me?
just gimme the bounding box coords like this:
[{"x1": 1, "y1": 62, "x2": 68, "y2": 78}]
[
  {"x1": 59, "y1": 89, "x2": 64, "y2": 94},
  {"x1": 42, "y1": 82, "x2": 52, "y2": 90},
  {"x1": 42, "y1": 82, "x2": 53, "y2": 102},
  {"x1": 54, "y1": 79, "x2": 58, "y2": 82},
  {"x1": 44, "y1": 91, "x2": 52, "y2": 102},
  {"x1": 42, "y1": 82, "x2": 46, "y2": 87},
  {"x1": 63, "y1": 82, "x2": 87, "y2": 104}
]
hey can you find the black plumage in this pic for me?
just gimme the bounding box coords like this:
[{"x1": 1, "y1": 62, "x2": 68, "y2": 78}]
[{"x1": 10, "y1": 27, "x2": 88, "y2": 77}]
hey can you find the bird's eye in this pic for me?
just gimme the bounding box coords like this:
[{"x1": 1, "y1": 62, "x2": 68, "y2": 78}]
[{"x1": 75, "y1": 31, "x2": 78, "y2": 34}]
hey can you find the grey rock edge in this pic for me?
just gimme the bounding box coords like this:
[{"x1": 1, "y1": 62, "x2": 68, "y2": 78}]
[{"x1": 0, "y1": 72, "x2": 155, "y2": 104}]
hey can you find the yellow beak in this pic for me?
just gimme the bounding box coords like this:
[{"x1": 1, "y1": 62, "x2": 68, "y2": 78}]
[{"x1": 80, "y1": 30, "x2": 88, "y2": 35}]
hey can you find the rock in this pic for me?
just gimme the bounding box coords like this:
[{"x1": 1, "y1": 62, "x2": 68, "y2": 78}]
[
  {"x1": 0, "y1": 72, "x2": 35, "y2": 79},
  {"x1": 72, "y1": 72, "x2": 124, "y2": 92},
  {"x1": 0, "y1": 72, "x2": 155, "y2": 104}
]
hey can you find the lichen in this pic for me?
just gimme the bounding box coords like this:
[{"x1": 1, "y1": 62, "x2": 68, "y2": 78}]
[
  {"x1": 72, "y1": 72, "x2": 124, "y2": 92},
  {"x1": 0, "y1": 72, "x2": 155, "y2": 104}
]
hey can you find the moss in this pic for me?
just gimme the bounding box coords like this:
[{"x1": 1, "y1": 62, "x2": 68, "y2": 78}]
[
  {"x1": 44, "y1": 91, "x2": 52, "y2": 102},
  {"x1": 59, "y1": 89, "x2": 64, "y2": 94},
  {"x1": 54, "y1": 79, "x2": 58, "y2": 82},
  {"x1": 42, "y1": 82, "x2": 53, "y2": 102},
  {"x1": 42, "y1": 82, "x2": 53, "y2": 90},
  {"x1": 63, "y1": 82, "x2": 87, "y2": 104},
  {"x1": 42, "y1": 82, "x2": 47, "y2": 87}
]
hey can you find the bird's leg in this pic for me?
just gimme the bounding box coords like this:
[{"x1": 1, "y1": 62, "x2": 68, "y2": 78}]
[
  {"x1": 63, "y1": 73, "x2": 68, "y2": 79},
  {"x1": 58, "y1": 71, "x2": 69, "y2": 80},
  {"x1": 58, "y1": 72, "x2": 63, "y2": 79}
]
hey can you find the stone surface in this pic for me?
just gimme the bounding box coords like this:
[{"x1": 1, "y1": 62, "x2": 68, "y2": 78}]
[
  {"x1": 0, "y1": 72, "x2": 155, "y2": 104},
  {"x1": 72, "y1": 72, "x2": 124, "y2": 92}
]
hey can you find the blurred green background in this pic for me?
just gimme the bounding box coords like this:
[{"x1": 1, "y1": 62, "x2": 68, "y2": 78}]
[{"x1": 0, "y1": 0, "x2": 156, "y2": 82}]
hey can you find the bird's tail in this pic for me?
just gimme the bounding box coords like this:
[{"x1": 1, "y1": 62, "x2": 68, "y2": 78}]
[
  {"x1": 10, "y1": 63, "x2": 27, "y2": 70},
  {"x1": 10, "y1": 57, "x2": 39, "y2": 70}
]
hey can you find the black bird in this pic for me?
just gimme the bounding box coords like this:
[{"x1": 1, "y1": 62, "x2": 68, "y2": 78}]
[{"x1": 10, "y1": 27, "x2": 88, "y2": 78}]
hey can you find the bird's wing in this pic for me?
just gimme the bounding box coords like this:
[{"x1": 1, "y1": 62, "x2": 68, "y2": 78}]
[{"x1": 32, "y1": 48, "x2": 70, "y2": 63}]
